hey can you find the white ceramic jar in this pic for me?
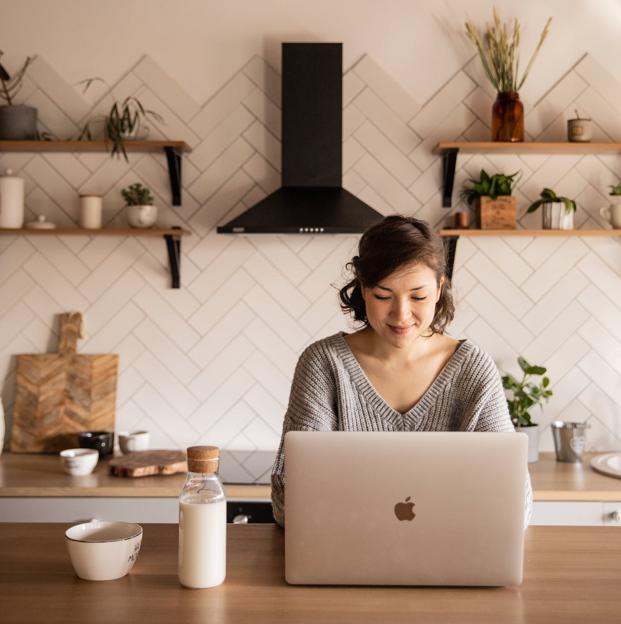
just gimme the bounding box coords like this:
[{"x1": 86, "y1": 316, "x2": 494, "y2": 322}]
[{"x1": 0, "y1": 169, "x2": 24, "y2": 228}]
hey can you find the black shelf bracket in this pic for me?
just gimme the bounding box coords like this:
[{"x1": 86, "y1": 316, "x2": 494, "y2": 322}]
[
  {"x1": 164, "y1": 146, "x2": 183, "y2": 206},
  {"x1": 163, "y1": 227, "x2": 182, "y2": 288},
  {"x1": 442, "y1": 148, "x2": 459, "y2": 207},
  {"x1": 443, "y1": 235, "x2": 460, "y2": 281}
]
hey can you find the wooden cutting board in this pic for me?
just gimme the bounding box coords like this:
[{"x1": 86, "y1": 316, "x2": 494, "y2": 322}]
[
  {"x1": 10, "y1": 312, "x2": 118, "y2": 453},
  {"x1": 109, "y1": 450, "x2": 188, "y2": 477}
]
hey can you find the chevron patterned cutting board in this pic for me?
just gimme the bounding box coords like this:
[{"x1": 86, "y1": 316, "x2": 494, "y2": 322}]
[{"x1": 10, "y1": 312, "x2": 119, "y2": 453}]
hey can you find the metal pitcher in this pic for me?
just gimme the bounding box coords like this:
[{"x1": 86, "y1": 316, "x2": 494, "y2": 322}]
[{"x1": 551, "y1": 421, "x2": 589, "y2": 462}]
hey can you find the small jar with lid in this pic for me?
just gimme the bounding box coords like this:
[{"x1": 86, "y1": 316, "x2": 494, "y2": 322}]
[{"x1": 178, "y1": 446, "x2": 226, "y2": 588}]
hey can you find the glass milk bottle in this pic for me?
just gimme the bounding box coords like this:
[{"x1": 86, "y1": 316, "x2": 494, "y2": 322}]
[{"x1": 178, "y1": 446, "x2": 226, "y2": 588}]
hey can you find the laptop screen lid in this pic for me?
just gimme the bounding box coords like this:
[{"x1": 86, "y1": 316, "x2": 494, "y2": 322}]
[{"x1": 284, "y1": 431, "x2": 528, "y2": 586}]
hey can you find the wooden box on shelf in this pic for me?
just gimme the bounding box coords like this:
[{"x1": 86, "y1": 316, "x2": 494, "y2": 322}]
[{"x1": 479, "y1": 196, "x2": 516, "y2": 230}]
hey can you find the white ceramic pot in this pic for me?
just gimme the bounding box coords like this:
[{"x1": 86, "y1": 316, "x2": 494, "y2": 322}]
[
  {"x1": 542, "y1": 202, "x2": 574, "y2": 230},
  {"x1": 65, "y1": 520, "x2": 143, "y2": 581},
  {"x1": 59, "y1": 448, "x2": 99, "y2": 476},
  {"x1": 516, "y1": 425, "x2": 539, "y2": 463},
  {"x1": 118, "y1": 430, "x2": 150, "y2": 454},
  {"x1": 600, "y1": 202, "x2": 621, "y2": 229},
  {"x1": 127, "y1": 204, "x2": 157, "y2": 228}
]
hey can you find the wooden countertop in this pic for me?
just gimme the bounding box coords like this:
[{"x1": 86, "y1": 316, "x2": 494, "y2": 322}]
[
  {"x1": 0, "y1": 453, "x2": 270, "y2": 499},
  {"x1": 1, "y1": 523, "x2": 620, "y2": 624},
  {"x1": 2, "y1": 451, "x2": 621, "y2": 501}
]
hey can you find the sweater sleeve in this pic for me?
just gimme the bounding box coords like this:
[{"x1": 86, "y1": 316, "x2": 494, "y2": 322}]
[
  {"x1": 271, "y1": 342, "x2": 338, "y2": 527},
  {"x1": 459, "y1": 349, "x2": 534, "y2": 530}
]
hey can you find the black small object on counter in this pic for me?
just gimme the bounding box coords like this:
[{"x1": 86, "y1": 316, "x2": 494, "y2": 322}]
[{"x1": 79, "y1": 431, "x2": 114, "y2": 457}]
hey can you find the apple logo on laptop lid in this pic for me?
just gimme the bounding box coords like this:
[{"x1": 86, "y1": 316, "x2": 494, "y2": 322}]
[{"x1": 394, "y1": 496, "x2": 416, "y2": 521}]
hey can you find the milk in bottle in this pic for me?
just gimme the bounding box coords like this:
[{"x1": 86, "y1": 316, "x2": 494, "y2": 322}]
[{"x1": 178, "y1": 445, "x2": 226, "y2": 588}]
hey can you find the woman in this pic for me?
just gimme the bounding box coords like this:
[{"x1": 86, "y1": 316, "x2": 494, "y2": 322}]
[{"x1": 271, "y1": 215, "x2": 532, "y2": 527}]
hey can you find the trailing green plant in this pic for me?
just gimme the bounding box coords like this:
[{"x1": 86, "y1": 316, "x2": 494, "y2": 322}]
[
  {"x1": 526, "y1": 188, "x2": 576, "y2": 215},
  {"x1": 0, "y1": 51, "x2": 33, "y2": 105},
  {"x1": 465, "y1": 9, "x2": 552, "y2": 93},
  {"x1": 77, "y1": 77, "x2": 164, "y2": 162},
  {"x1": 121, "y1": 183, "x2": 154, "y2": 206},
  {"x1": 502, "y1": 356, "x2": 553, "y2": 427},
  {"x1": 609, "y1": 182, "x2": 621, "y2": 196},
  {"x1": 460, "y1": 169, "x2": 521, "y2": 205}
]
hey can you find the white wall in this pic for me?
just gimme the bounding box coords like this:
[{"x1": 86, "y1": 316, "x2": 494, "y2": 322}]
[{"x1": 1, "y1": 0, "x2": 620, "y2": 478}]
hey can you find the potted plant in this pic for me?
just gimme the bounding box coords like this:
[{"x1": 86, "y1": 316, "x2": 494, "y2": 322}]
[
  {"x1": 527, "y1": 188, "x2": 576, "y2": 230},
  {"x1": 465, "y1": 10, "x2": 552, "y2": 142},
  {"x1": 461, "y1": 169, "x2": 520, "y2": 229},
  {"x1": 0, "y1": 51, "x2": 37, "y2": 140},
  {"x1": 502, "y1": 356, "x2": 553, "y2": 463},
  {"x1": 77, "y1": 77, "x2": 164, "y2": 162},
  {"x1": 600, "y1": 182, "x2": 621, "y2": 229},
  {"x1": 121, "y1": 183, "x2": 157, "y2": 228}
]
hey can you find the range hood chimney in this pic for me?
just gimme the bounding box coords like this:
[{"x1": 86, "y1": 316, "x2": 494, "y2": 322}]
[{"x1": 217, "y1": 43, "x2": 384, "y2": 234}]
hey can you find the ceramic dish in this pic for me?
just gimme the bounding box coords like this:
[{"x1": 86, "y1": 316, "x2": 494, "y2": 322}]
[
  {"x1": 590, "y1": 453, "x2": 621, "y2": 479},
  {"x1": 65, "y1": 520, "x2": 143, "y2": 581},
  {"x1": 59, "y1": 448, "x2": 99, "y2": 476}
]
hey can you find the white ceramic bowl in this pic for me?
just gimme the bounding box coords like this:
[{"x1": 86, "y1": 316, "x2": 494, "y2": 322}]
[
  {"x1": 118, "y1": 430, "x2": 150, "y2": 454},
  {"x1": 65, "y1": 520, "x2": 143, "y2": 581},
  {"x1": 59, "y1": 448, "x2": 99, "y2": 476}
]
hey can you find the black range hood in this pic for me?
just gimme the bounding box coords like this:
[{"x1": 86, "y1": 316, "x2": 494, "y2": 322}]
[{"x1": 217, "y1": 43, "x2": 384, "y2": 234}]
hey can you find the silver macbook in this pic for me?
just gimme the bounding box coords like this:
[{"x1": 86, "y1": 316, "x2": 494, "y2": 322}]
[{"x1": 284, "y1": 431, "x2": 528, "y2": 586}]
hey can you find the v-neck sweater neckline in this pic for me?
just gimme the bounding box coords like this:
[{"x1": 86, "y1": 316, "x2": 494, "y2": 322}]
[{"x1": 334, "y1": 331, "x2": 472, "y2": 424}]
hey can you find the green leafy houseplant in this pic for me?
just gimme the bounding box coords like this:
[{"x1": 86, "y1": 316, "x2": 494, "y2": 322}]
[
  {"x1": 609, "y1": 183, "x2": 621, "y2": 196},
  {"x1": 526, "y1": 188, "x2": 576, "y2": 215},
  {"x1": 77, "y1": 77, "x2": 164, "y2": 162},
  {"x1": 461, "y1": 169, "x2": 520, "y2": 205},
  {"x1": 464, "y1": 10, "x2": 552, "y2": 93},
  {"x1": 502, "y1": 357, "x2": 553, "y2": 427},
  {"x1": 121, "y1": 183, "x2": 154, "y2": 206}
]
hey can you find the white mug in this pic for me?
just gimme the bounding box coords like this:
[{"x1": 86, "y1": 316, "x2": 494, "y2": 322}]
[
  {"x1": 79, "y1": 195, "x2": 103, "y2": 229},
  {"x1": 118, "y1": 430, "x2": 150, "y2": 454},
  {"x1": 600, "y1": 204, "x2": 621, "y2": 229}
]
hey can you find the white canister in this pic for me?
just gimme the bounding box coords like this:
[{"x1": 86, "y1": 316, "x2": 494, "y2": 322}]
[
  {"x1": 0, "y1": 169, "x2": 24, "y2": 229},
  {"x1": 79, "y1": 195, "x2": 103, "y2": 229}
]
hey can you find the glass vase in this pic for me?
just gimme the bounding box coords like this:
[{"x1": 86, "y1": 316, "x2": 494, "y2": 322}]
[{"x1": 492, "y1": 91, "x2": 524, "y2": 142}]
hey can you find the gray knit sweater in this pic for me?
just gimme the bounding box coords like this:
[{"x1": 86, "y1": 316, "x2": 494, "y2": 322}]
[{"x1": 271, "y1": 331, "x2": 533, "y2": 527}]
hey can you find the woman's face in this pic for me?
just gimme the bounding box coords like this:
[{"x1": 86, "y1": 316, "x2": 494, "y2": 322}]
[{"x1": 361, "y1": 262, "x2": 444, "y2": 346}]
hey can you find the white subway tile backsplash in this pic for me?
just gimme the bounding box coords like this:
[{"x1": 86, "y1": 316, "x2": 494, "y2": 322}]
[{"x1": 3, "y1": 51, "x2": 621, "y2": 472}]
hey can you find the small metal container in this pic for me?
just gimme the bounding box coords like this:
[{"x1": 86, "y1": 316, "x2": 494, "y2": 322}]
[{"x1": 551, "y1": 421, "x2": 589, "y2": 462}]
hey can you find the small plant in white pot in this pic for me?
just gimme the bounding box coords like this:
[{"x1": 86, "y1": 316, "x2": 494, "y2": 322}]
[
  {"x1": 527, "y1": 187, "x2": 576, "y2": 230},
  {"x1": 121, "y1": 183, "x2": 157, "y2": 228},
  {"x1": 600, "y1": 182, "x2": 621, "y2": 229},
  {"x1": 502, "y1": 357, "x2": 553, "y2": 463}
]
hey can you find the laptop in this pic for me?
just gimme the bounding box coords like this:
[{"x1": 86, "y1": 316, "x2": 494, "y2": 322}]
[{"x1": 284, "y1": 431, "x2": 528, "y2": 586}]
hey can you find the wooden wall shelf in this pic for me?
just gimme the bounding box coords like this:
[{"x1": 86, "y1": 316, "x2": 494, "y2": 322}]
[
  {"x1": 435, "y1": 141, "x2": 621, "y2": 208},
  {"x1": 440, "y1": 229, "x2": 621, "y2": 237},
  {"x1": 0, "y1": 227, "x2": 191, "y2": 236},
  {"x1": 436, "y1": 141, "x2": 621, "y2": 154},
  {"x1": 0, "y1": 140, "x2": 191, "y2": 206},
  {"x1": 439, "y1": 227, "x2": 621, "y2": 280},
  {"x1": 0, "y1": 226, "x2": 190, "y2": 288}
]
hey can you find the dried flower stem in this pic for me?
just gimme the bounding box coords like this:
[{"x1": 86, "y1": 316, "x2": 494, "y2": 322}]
[{"x1": 465, "y1": 9, "x2": 552, "y2": 93}]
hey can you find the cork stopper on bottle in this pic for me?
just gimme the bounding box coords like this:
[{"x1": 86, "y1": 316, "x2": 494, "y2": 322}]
[{"x1": 187, "y1": 445, "x2": 220, "y2": 473}]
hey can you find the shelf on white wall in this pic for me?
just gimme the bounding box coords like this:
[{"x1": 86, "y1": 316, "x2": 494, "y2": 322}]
[
  {"x1": 0, "y1": 140, "x2": 192, "y2": 206},
  {"x1": 0, "y1": 227, "x2": 191, "y2": 289}
]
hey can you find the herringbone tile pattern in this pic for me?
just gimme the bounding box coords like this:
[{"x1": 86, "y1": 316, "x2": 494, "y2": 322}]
[{"x1": 0, "y1": 52, "x2": 620, "y2": 480}]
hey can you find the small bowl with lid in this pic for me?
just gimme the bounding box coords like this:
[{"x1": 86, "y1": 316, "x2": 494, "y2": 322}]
[{"x1": 65, "y1": 520, "x2": 143, "y2": 581}]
